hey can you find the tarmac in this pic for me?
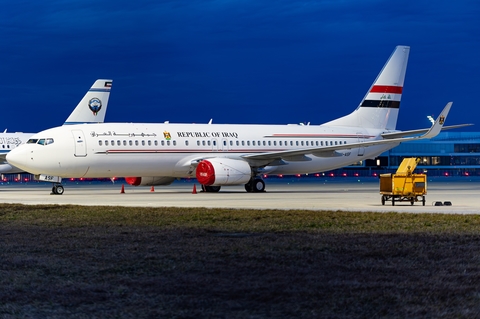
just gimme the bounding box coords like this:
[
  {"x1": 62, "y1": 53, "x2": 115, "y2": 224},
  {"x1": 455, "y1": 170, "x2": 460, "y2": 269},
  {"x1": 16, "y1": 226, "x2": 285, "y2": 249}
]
[{"x1": 1, "y1": 176, "x2": 479, "y2": 214}]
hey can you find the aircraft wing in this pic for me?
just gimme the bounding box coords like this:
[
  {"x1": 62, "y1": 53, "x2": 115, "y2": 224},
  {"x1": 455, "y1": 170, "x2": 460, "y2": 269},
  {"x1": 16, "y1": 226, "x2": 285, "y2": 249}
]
[{"x1": 244, "y1": 102, "x2": 453, "y2": 162}]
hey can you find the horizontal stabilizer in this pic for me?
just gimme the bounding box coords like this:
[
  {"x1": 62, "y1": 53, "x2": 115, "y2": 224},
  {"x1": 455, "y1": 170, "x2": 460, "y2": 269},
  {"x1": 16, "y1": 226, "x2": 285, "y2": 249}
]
[
  {"x1": 244, "y1": 102, "x2": 453, "y2": 162},
  {"x1": 382, "y1": 123, "x2": 473, "y2": 139}
]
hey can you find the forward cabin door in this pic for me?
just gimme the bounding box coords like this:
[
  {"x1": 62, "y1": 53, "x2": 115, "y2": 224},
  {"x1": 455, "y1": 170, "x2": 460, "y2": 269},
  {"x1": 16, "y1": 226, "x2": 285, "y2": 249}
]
[{"x1": 72, "y1": 130, "x2": 87, "y2": 157}]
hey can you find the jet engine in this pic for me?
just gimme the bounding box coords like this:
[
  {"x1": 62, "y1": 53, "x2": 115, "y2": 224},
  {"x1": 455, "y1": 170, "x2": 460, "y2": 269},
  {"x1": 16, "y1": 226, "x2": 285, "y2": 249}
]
[
  {"x1": 196, "y1": 158, "x2": 252, "y2": 186},
  {"x1": 125, "y1": 176, "x2": 176, "y2": 186}
]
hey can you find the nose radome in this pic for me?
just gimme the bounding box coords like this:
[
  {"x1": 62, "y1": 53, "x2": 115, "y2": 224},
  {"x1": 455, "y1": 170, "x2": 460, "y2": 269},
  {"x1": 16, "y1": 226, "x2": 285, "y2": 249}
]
[{"x1": 6, "y1": 147, "x2": 29, "y2": 171}]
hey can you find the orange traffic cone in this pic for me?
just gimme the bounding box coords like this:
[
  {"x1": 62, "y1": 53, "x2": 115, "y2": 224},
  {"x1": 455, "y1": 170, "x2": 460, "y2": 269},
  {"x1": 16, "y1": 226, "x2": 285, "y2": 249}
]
[
  {"x1": 192, "y1": 184, "x2": 197, "y2": 194},
  {"x1": 150, "y1": 186, "x2": 155, "y2": 192},
  {"x1": 120, "y1": 184, "x2": 125, "y2": 193}
]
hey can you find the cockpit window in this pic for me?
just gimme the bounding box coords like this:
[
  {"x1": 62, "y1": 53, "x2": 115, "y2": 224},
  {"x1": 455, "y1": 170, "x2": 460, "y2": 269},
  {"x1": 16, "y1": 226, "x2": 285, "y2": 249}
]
[{"x1": 27, "y1": 138, "x2": 54, "y2": 145}]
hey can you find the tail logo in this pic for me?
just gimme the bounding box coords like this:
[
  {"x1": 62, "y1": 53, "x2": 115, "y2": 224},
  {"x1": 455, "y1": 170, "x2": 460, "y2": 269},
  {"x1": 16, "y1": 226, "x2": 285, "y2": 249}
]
[
  {"x1": 88, "y1": 98, "x2": 102, "y2": 116},
  {"x1": 439, "y1": 115, "x2": 445, "y2": 125}
]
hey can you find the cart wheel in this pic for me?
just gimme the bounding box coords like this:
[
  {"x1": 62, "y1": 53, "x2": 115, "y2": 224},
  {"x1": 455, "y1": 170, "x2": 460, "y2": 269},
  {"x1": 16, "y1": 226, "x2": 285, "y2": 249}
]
[
  {"x1": 381, "y1": 196, "x2": 385, "y2": 205},
  {"x1": 422, "y1": 196, "x2": 426, "y2": 206}
]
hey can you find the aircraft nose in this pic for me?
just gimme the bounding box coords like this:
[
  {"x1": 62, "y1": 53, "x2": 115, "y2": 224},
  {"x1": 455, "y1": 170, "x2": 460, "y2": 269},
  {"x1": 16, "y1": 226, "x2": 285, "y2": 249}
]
[{"x1": 6, "y1": 146, "x2": 31, "y2": 171}]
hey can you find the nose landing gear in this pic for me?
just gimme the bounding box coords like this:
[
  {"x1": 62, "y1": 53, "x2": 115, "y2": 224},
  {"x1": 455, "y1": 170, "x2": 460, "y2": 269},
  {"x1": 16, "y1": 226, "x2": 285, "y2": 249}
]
[{"x1": 51, "y1": 183, "x2": 64, "y2": 195}]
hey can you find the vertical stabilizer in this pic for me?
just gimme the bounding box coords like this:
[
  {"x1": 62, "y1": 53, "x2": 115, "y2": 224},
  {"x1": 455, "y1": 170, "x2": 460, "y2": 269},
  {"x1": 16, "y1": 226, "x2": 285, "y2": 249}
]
[
  {"x1": 322, "y1": 46, "x2": 409, "y2": 130},
  {"x1": 63, "y1": 79, "x2": 113, "y2": 125}
]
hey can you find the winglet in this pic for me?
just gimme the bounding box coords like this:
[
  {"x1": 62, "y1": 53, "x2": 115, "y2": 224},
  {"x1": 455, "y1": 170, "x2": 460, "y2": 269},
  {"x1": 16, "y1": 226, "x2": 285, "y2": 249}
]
[
  {"x1": 419, "y1": 102, "x2": 452, "y2": 139},
  {"x1": 63, "y1": 79, "x2": 113, "y2": 125}
]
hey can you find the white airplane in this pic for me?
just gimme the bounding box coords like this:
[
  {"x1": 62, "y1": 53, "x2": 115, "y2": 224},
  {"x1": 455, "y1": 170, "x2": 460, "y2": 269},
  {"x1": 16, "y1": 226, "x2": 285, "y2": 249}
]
[
  {"x1": 6, "y1": 46, "x2": 470, "y2": 195},
  {"x1": 0, "y1": 79, "x2": 113, "y2": 174}
]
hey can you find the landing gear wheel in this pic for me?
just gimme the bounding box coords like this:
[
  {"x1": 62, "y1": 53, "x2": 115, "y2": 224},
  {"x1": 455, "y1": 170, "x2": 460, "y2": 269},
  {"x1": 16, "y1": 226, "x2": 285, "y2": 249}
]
[
  {"x1": 252, "y1": 178, "x2": 265, "y2": 192},
  {"x1": 245, "y1": 178, "x2": 265, "y2": 193},
  {"x1": 201, "y1": 185, "x2": 221, "y2": 193},
  {"x1": 51, "y1": 184, "x2": 64, "y2": 195}
]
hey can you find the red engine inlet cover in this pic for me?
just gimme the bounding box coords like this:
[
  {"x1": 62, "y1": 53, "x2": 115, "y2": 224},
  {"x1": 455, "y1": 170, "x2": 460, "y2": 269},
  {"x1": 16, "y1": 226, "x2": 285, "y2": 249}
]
[
  {"x1": 196, "y1": 160, "x2": 215, "y2": 185},
  {"x1": 125, "y1": 177, "x2": 141, "y2": 186}
]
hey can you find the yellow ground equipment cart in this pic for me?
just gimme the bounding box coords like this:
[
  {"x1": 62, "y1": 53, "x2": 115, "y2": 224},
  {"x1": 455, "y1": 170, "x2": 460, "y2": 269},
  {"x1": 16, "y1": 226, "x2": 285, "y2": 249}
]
[{"x1": 380, "y1": 158, "x2": 426, "y2": 206}]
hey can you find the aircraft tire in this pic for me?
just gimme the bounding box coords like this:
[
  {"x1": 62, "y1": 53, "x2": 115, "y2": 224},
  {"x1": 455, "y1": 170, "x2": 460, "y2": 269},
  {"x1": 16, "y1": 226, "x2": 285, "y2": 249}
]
[
  {"x1": 252, "y1": 178, "x2": 265, "y2": 192},
  {"x1": 54, "y1": 185, "x2": 65, "y2": 195},
  {"x1": 203, "y1": 185, "x2": 221, "y2": 193}
]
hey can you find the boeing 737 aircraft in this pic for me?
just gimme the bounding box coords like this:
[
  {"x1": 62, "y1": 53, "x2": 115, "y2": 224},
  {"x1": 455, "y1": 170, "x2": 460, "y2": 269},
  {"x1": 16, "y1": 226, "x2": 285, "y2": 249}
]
[
  {"x1": 0, "y1": 79, "x2": 112, "y2": 174},
  {"x1": 6, "y1": 46, "x2": 469, "y2": 194}
]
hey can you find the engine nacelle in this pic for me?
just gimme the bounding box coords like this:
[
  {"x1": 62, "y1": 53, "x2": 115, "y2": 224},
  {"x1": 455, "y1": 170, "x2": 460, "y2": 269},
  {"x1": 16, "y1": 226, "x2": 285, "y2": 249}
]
[
  {"x1": 125, "y1": 176, "x2": 176, "y2": 186},
  {"x1": 196, "y1": 158, "x2": 252, "y2": 186}
]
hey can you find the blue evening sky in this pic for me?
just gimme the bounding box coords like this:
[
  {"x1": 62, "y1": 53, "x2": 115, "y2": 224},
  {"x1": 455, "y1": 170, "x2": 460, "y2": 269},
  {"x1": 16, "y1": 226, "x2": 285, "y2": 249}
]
[{"x1": 1, "y1": 0, "x2": 479, "y2": 133}]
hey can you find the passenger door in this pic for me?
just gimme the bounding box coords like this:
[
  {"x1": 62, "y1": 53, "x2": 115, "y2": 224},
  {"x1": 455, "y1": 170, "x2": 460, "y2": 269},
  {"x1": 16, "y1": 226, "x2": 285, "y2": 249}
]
[{"x1": 72, "y1": 130, "x2": 87, "y2": 157}]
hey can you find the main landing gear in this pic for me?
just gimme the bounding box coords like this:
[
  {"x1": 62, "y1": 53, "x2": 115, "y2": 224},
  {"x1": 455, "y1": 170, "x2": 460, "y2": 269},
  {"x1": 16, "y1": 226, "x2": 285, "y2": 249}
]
[
  {"x1": 51, "y1": 183, "x2": 65, "y2": 195},
  {"x1": 200, "y1": 178, "x2": 266, "y2": 193},
  {"x1": 245, "y1": 178, "x2": 265, "y2": 193}
]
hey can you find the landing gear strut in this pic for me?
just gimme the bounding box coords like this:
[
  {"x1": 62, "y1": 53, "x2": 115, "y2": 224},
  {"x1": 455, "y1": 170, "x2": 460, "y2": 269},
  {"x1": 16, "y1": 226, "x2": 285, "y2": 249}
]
[
  {"x1": 51, "y1": 183, "x2": 64, "y2": 195},
  {"x1": 245, "y1": 178, "x2": 265, "y2": 193}
]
